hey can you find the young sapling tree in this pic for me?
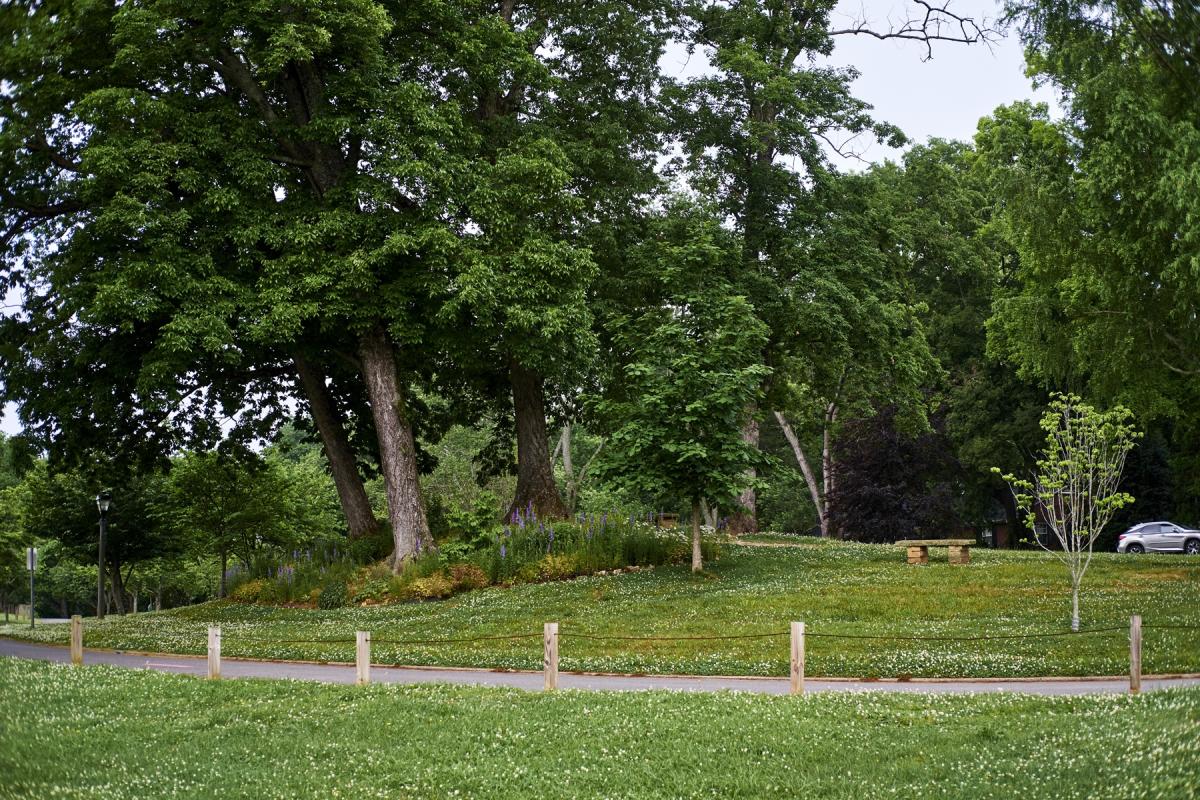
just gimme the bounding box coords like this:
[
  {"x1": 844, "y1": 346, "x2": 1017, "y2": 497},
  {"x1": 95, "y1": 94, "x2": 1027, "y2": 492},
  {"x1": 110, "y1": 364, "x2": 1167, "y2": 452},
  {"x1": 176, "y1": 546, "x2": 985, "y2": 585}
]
[
  {"x1": 595, "y1": 288, "x2": 769, "y2": 572},
  {"x1": 995, "y1": 393, "x2": 1139, "y2": 631}
]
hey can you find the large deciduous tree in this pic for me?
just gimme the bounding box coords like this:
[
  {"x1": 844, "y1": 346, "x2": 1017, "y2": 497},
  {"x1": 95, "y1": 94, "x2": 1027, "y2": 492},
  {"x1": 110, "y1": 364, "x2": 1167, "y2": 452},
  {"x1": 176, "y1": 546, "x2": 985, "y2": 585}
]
[
  {"x1": 670, "y1": 0, "x2": 989, "y2": 533},
  {"x1": 0, "y1": 0, "x2": 472, "y2": 567},
  {"x1": 436, "y1": 0, "x2": 674, "y2": 521},
  {"x1": 979, "y1": 0, "x2": 1200, "y2": 417}
]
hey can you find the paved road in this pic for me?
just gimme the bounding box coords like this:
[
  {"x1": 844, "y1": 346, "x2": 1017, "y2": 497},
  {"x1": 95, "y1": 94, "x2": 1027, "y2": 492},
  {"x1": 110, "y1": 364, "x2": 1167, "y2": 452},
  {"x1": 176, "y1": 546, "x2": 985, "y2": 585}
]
[{"x1": 4, "y1": 638, "x2": 1198, "y2": 695}]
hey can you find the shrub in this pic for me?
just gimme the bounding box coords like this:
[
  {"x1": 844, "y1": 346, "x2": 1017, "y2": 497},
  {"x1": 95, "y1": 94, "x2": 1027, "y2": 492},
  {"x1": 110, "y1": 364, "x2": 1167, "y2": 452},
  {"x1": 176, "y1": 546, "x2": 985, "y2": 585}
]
[
  {"x1": 448, "y1": 563, "x2": 490, "y2": 592},
  {"x1": 317, "y1": 580, "x2": 347, "y2": 610},
  {"x1": 408, "y1": 571, "x2": 454, "y2": 600},
  {"x1": 438, "y1": 540, "x2": 475, "y2": 564},
  {"x1": 536, "y1": 554, "x2": 577, "y2": 582},
  {"x1": 351, "y1": 577, "x2": 390, "y2": 605},
  {"x1": 229, "y1": 579, "x2": 272, "y2": 604}
]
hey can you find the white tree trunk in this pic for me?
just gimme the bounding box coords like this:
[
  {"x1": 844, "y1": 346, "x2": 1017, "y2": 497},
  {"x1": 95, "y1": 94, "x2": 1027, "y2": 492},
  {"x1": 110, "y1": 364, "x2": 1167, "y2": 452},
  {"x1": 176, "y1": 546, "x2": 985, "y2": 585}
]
[{"x1": 774, "y1": 410, "x2": 827, "y2": 537}]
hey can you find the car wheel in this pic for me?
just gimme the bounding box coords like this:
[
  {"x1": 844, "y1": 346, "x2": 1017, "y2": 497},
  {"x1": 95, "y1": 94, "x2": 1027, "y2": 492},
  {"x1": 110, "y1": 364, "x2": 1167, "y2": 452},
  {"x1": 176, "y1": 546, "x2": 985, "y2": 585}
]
[
  {"x1": 1185, "y1": 539, "x2": 1200, "y2": 555},
  {"x1": 1127, "y1": 543, "x2": 1145, "y2": 554}
]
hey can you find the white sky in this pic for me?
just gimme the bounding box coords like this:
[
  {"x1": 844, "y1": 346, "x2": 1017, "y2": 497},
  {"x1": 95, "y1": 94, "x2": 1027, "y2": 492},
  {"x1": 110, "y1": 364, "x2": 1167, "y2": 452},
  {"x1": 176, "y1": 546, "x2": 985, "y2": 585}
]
[{"x1": 0, "y1": 0, "x2": 1056, "y2": 439}]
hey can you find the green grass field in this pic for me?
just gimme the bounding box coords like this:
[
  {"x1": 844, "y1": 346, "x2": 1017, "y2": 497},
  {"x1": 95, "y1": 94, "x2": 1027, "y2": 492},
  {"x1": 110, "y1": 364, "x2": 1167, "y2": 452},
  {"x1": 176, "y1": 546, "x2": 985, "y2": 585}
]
[
  {"x1": 3, "y1": 540, "x2": 1198, "y2": 678},
  {"x1": 1, "y1": 658, "x2": 1197, "y2": 800}
]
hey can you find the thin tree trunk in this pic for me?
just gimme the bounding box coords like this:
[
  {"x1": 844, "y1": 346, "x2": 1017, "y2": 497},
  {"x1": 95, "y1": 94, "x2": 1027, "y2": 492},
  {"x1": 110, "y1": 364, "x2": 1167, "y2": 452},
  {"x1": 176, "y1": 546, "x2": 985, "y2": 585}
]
[
  {"x1": 219, "y1": 548, "x2": 228, "y2": 599},
  {"x1": 822, "y1": 402, "x2": 838, "y2": 536},
  {"x1": 727, "y1": 413, "x2": 759, "y2": 535},
  {"x1": 294, "y1": 355, "x2": 377, "y2": 539},
  {"x1": 560, "y1": 424, "x2": 573, "y2": 479},
  {"x1": 358, "y1": 325, "x2": 433, "y2": 572},
  {"x1": 508, "y1": 360, "x2": 567, "y2": 520},
  {"x1": 774, "y1": 411, "x2": 827, "y2": 537},
  {"x1": 1071, "y1": 578, "x2": 1081, "y2": 632},
  {"x1": 692, "y1": 498, "x2": 703, "y2": 573}
]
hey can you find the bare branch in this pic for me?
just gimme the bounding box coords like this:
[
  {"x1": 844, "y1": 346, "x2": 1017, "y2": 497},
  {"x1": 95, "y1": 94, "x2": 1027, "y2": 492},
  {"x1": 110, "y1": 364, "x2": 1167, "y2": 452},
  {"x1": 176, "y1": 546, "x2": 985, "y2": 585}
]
[{"x1": 830, "y1": 0, "x2": 1000, "y2": 61}]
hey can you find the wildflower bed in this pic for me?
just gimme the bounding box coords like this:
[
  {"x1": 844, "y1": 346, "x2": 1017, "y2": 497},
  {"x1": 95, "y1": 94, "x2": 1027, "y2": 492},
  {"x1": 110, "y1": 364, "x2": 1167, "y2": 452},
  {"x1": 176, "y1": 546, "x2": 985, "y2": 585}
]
[
  {"x1": 1, "y1": 658, "x2": 1198, "y2": 800},
  {"x1": 3, "y1": 541, "x2": 1198, "y2": 678}
]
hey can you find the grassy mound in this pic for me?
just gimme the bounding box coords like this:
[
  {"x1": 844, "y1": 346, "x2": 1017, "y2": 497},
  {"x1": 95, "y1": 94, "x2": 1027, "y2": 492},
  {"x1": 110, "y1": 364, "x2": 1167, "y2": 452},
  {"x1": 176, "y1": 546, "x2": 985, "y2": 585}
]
[{"x1": 3, "y1": 540, "x2": 1197, "y2": 677}]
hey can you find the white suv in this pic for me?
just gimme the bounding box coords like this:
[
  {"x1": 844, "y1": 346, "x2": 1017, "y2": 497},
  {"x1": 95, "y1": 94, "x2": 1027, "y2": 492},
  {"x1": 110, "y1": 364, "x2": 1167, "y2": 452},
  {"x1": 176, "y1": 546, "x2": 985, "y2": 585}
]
[{"x1": 1117, "y1": 521, "x2": 1200, "y2": 554}]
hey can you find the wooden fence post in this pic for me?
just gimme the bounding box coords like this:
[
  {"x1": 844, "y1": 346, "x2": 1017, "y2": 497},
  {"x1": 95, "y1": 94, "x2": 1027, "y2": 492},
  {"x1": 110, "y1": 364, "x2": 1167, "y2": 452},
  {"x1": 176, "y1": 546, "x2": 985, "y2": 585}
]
[
  {"x1": 207, "y1": 625, "x2": 221, "y2": 680},
  {"x1": 70, "y1": 615, "x2": 83, "y2": 666},
  {"x1": 544, "y1": 622, "x2": 559, "y2": 691},
  {"x1": 356, "y1": 630, "x2": 371, "y2": 686},
  {"x1": 790, "y1": 621, "x2": 805, "y2": 695},
  {"x1": 1129, "y1": 615, "x2": 1142, "y2": 695}
]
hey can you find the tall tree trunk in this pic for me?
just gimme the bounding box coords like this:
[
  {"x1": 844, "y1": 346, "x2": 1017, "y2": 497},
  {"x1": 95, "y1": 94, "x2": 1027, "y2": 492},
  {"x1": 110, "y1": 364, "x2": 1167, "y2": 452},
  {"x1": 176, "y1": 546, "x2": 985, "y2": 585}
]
[
  {"x1": 822, "y1": 401, "x2": 838, "y2": 537},
  {"x1": 509, "y1": 360, "x2": 567, "y2": 520},
  {"x1": 108, "y1": 562, "x2": 127, "y2": 615},
  {"x1": 727, "y1": 413, "x2": 759, "y2": 535},
  {"x1": 219, "y1": 548, "x2": 228, "y2": 599},
  {"x1": 774, "y1": 410, "x2": 828, "y2": 537},
  {"x1": 692, "y1": 498, "x2": 703, "y2": 573},
  {"x1": 293, "y1": 355, "x2": 377, "y2": 539},
  {"x1": 358, "y1": 325, "x2": 433, "y2": 572}
]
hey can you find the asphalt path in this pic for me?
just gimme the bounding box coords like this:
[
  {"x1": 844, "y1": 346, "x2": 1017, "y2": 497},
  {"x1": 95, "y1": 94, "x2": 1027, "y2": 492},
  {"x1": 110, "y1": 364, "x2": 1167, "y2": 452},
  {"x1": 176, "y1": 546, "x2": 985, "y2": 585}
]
[{"x1": 4, "y1": 638, "x2": 1198, "y2": 695}]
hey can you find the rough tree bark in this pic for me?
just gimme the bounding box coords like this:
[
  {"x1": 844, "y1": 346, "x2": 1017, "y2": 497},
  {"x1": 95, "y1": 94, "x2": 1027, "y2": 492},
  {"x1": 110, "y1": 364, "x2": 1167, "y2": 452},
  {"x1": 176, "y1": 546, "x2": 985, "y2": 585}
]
[
  {"x1": 358, "y1": 325, "x2": 433, "y2": 571},
  {"x1": 293, "y1": 355, "x2": 377, "y2": 539},
  {"x1": 726, "y1": 414, "x2": 759, "y2": 535},
  {"x1": 509, "y1": 360, "x2": 568, "y2": 519},
  {"x1": 774, "y1": 410, "x2": 828, "y2": 537},
  {"x1": 692, "y1": 498, "x2": 703, "y2": 573},
  {"x1": 108, "y1": 561, "x2": 127, "y2": 615}
]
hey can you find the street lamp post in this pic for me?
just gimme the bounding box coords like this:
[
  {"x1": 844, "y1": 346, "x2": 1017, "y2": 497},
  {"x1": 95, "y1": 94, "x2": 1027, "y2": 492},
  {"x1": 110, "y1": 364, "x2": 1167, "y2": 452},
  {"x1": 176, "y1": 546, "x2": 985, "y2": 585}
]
[{"x1": 96, "y1": 490, "x2": 112, "y2": 619}]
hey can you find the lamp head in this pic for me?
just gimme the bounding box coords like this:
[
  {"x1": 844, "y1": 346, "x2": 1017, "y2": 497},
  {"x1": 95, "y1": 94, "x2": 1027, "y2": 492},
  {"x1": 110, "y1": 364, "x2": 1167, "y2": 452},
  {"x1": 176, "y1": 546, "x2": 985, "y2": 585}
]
[{"x1": 96, "y1": 489, "x2": 112, "y2": 514}]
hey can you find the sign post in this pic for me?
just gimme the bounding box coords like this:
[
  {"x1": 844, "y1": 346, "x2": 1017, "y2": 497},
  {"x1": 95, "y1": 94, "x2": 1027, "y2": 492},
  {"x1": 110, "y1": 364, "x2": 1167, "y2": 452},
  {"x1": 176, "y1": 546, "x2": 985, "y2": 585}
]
[{"x1": 26, "y1": 547, "x2": 37, "y2": 629}]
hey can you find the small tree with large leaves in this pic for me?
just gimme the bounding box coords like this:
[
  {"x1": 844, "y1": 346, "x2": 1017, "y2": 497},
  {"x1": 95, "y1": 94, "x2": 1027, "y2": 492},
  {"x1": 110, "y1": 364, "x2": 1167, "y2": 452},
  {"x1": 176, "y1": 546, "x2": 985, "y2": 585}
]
[
  {"x1": 995, "y1": 393, "x2": 1139, "y2": 631},
  {"x1": 595, "y1": 289, "x2": 769, "y2": 572}
]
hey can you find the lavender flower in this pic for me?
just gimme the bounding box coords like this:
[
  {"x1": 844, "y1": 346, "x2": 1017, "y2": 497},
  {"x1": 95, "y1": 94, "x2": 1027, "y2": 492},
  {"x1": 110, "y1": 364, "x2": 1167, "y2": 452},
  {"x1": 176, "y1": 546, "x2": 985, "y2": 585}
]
[{"x1": 500, "y1": 543, "x2": 507, "y2": 560}]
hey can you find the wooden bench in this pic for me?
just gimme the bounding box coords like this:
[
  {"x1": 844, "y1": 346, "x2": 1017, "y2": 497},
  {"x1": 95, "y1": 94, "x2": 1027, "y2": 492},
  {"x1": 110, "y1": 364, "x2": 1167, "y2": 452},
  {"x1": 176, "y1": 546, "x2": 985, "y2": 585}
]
[{"x1": 895, "y1": 539, "x2": 974, "y2": 565}]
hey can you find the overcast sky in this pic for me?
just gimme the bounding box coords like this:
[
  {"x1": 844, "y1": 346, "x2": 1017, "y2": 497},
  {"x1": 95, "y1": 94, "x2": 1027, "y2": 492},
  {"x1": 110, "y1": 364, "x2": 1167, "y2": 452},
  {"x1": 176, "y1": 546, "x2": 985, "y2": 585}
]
[{"x1": 0, "y1": 0, "x2": 1057, "y2": 439}]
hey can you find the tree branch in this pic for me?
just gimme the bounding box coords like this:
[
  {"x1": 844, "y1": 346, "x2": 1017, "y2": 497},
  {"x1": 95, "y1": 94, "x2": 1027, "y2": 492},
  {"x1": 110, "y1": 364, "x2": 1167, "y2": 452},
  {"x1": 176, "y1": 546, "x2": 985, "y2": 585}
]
[
  {"x1": 829, "y1": 0, "x2": 999, "y2": 61},
  {"x1": 25, "y1": 135, "x2": 86, "y2": 174}
]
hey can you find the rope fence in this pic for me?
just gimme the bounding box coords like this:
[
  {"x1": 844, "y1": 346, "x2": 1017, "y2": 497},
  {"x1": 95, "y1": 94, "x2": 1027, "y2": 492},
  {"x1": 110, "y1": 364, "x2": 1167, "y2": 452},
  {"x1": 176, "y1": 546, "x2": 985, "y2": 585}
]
[{"x1": 63, "y1": 615, "x2": 1199, "y2": 694}]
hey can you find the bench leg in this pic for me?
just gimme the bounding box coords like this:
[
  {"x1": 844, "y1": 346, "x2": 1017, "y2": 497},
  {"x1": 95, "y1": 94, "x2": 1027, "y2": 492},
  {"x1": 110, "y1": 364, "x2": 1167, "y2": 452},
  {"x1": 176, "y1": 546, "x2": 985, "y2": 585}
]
[
  {"x1": 948, "y1": 545, "x2": 970, "y2": 565},
  {"x1": 906, "y1": 546, "x2": 929, "y2": 565}
]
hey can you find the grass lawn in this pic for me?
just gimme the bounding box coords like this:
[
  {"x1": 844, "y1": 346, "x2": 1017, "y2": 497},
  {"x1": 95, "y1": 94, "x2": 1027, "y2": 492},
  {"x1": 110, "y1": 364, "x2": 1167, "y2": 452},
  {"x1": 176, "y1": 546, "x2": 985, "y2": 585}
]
[
  {"x1": 1, "y1": 658, "x2": 1198, "y2": 800},
  {"x1": 3, "y1": 540, "x2": 1198, "y2": 678}
]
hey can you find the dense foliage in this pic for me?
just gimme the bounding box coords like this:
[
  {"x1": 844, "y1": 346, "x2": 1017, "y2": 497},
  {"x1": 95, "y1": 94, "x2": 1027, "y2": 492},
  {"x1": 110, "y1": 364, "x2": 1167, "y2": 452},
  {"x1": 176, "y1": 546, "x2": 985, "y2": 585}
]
[{"x1": 1, "y1": 0, "x2": 1197, "y2": 616}]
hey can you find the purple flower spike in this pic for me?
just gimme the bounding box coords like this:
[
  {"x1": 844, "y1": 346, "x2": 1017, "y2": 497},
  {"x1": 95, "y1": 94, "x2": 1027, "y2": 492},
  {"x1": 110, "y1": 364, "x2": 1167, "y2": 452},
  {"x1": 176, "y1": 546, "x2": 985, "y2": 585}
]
[{"x1": 500, "y1": 543, "x2": 507, "y2": 559}]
